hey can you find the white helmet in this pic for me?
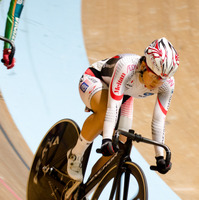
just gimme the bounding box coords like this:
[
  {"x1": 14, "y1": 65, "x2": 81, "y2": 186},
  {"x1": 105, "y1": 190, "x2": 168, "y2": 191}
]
[{"x1": 144, "y1": 37, "x2": 179, "y2": 79}]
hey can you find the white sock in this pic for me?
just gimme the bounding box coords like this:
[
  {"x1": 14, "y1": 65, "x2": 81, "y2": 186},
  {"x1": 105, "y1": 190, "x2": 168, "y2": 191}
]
[{"x1": 72, "y1": 134, "x2": 92, "y2": 157}]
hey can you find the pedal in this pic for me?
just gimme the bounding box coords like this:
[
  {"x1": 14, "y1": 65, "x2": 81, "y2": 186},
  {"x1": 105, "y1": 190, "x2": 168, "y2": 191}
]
[{"x1": 64, "y1": 181, "x2": 81, "y2": 200}]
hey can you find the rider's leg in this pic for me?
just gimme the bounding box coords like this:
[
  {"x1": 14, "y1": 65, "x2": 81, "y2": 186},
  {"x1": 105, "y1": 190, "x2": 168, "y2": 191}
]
[
  {"x1": 82, "y1": 89, "x2": 108, "y2": 140},
  {"x1": 89, "y1": 96, "x2": 134, "y2": 177},
  {"x1": 71, "y1": 89, "x2": 108, "y2": 156},
  {"x1": 67, "y1": 89, "x2": 108, "y2": 181}
]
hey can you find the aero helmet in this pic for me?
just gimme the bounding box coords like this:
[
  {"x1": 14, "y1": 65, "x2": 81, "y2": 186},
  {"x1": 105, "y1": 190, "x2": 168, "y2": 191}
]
[{"x1": 144, "y1": 37, "x2": 179, "y2": 79}]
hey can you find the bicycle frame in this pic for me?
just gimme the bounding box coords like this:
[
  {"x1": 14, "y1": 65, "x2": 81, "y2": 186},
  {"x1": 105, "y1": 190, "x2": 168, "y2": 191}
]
[
  {"x1": 72, "y1": 129, "x2": 171, "y2": 199},
  {"x1": 27, "y1": 119, "x2": 171, "y2": 200},
  {"x1": 108, "y1": 135, "x2": 133, "y2": 199},
  {"x1": 78, "y1": 150, "x2": 126, "y2": 199}
]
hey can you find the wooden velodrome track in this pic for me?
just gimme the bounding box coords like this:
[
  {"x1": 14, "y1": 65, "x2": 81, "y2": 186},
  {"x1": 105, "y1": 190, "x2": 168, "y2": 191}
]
[
  {"x1": 0, "y1": 0, "x2": 198, "y2": 200},
  {"x1": 82, "y1": 0, "x2": 199, "y2": 199},
  {"x1": 0, "y1": 93, "x2": 33, "y2": 200}
]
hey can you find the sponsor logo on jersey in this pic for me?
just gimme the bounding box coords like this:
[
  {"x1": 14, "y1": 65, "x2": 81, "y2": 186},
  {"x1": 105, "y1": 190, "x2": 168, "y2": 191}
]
[
  {"x1": 80, "y1": 78, "x2": 92, "y2": 93},
  {"x1": 127, "y1": 64, "x2": 137, "y2": 73},
  {"x1": 139, "y1": 92, "x2": 154, "y2": 98},
  {"x1": 80, "y1": 82, "x2": 89, "y2": 92},
  {"x1": 167, "y1": 78, "x2": 174, "y2": 87},
  {"x1": 114, "y1": 73, "x2": 126, "y2": 94},
  {"x1": 144, "y1": 92, "x2": 154, "y2": 96}
]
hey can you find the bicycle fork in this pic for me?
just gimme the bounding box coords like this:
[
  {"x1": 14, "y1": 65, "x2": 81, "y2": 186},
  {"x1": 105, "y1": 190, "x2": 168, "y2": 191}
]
[
  {"x1": 109, "y1": 138, "x2": 133, "y2": 200},
  {"x1": 108, "y1": 160, "x2": 131, "y2": 200}
]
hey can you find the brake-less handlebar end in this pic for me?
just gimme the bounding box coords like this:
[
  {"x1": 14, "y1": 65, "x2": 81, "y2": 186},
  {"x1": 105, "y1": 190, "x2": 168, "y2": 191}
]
[
  {"x1": 116, "y1": 129, "x2": 172, "y2": 171},
  {"x1": 96, "y1": 148, "x2": 102, "y2": 154},
  {"x1": 150, "y1": 165, "x2": 158, "y2": 171},
  {"x1": 150, "y1": 162, "x2": 172, "y2": 174}
]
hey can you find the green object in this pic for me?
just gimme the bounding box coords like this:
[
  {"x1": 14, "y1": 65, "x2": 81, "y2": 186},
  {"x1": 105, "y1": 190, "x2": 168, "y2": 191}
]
[{"x1": 4, "y1": 0, "x2": 24, "y2": 49}]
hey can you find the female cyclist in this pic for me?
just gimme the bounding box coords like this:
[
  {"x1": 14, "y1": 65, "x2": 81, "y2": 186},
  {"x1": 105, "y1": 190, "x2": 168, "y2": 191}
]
[
  {"x1": 2, "y1": 0, "x2": 25, "y2": 69},
  {"x1": 67, "y1": 37, "x2": 179, "y2": 181}
]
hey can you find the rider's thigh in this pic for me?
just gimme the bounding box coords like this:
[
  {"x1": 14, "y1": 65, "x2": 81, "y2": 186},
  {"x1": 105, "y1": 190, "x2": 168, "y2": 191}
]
[
  {"x1": 79, "y1": 74, "x2": 108, "y2": 109},
  {"x1": 90, "y1": 89, "x2": 108, "y2": 113}
]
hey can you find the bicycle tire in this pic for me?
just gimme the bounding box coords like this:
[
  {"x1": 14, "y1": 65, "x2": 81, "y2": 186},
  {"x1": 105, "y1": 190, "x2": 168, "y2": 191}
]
[
  {"x1": 91, "y1": 161, "x2": 148, "y2": 200},
  {"x1": 27, "y1": 119, "x2": 80, "y2": 200}
]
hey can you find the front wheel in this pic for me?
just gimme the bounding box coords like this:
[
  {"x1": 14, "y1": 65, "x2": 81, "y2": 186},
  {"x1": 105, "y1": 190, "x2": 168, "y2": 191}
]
[{"x1": 91, "y1": 161, "x2": 148, "y2": 200}]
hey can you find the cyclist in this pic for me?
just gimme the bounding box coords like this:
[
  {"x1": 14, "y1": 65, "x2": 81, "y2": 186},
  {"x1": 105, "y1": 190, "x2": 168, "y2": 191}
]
[
  {"x1": 67, "y1": 37, "x2": 179, "y2": 181},
  {"x1": 2, "y1": 0, "x2": 25, "y2": 69}
]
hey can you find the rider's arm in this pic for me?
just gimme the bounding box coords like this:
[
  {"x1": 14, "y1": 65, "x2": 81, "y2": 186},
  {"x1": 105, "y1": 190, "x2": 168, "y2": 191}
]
[
  {"x1": 103, "y1": 59, "x2": 132, "y2": 140},
  {"x1": 118, "y1": 96, "x2": 134, "y2": 132},
  {"x1": 4, "y1": 0, "x2": 25, "y2": 49},
  {"x1": 152, "y1": 77, "x2": 175, "y2": 157}
]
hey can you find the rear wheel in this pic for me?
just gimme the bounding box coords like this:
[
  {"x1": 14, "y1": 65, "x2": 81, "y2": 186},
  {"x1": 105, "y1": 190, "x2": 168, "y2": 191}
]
[
  {"x1": 91, "y1": 161, "x2": 148, "y2": 200},
  {"x1": 27, "y1": 119, "x2": 80, "y2": 200}
]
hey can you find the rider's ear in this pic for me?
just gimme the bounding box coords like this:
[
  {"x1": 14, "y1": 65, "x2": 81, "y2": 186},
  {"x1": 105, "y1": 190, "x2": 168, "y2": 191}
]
[
  {"x1": 140, "y1": 56, "x2": 147, "y2": 71},
  {"x1": 140, "y1": 60, "x2": 147, "y2": 71}
]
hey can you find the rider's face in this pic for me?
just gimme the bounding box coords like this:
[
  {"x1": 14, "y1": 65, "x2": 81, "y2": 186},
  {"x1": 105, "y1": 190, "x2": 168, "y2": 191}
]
[
  {"x1": 141, "y1": 62, "x2": 164, "y2": 90},
  {"x1": 143, "y1": 70, "x2": 164, "y2": 90}
]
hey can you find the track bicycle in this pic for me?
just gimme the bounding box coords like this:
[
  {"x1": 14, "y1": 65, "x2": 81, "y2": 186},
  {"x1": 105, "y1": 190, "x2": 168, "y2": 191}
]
[{"x1": 27, "y1": 118, "x2": 171, "y2": 200}]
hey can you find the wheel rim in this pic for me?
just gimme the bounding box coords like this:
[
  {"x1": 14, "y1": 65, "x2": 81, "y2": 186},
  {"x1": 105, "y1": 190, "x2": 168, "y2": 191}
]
[{"x1": 91, "y1": 162, "x2": 148, "y2": 200}]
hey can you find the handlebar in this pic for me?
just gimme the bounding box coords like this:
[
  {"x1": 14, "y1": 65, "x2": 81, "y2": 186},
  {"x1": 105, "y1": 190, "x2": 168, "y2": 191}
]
[
  {"x1": 0, "y1": 35, "x2": 15, "y2": 65},
  {"x1": 114, "y1": 129, "x2": 171, "y2": 167}
]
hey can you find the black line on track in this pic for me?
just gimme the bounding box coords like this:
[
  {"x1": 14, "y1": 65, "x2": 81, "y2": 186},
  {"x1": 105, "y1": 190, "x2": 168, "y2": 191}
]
[{"x1": 0, "y1": 124, "x2": 30, "y2": 170}]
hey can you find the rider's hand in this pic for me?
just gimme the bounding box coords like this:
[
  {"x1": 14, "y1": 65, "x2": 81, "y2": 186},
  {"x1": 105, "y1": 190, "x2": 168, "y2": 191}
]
[
  {"x1": 100, "y1": 139, "x2": 116, "y2": 157},
  {"x1": 154, "y1": 156, "x2": 172, "y2": 174},
  {"x1": 2, "y1": 48, "x2": 15, "y2": 69}
]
